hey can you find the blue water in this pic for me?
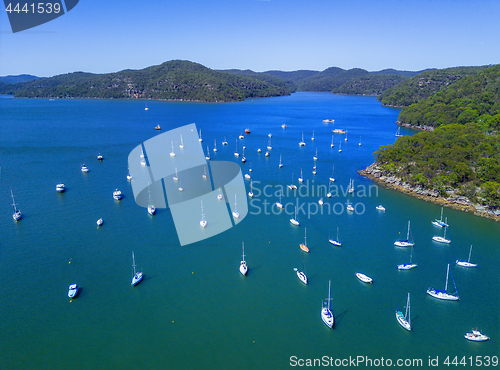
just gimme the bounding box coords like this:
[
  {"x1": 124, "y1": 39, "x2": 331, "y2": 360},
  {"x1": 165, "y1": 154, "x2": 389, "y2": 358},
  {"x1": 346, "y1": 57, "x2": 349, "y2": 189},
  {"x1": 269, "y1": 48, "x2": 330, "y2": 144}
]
[{"x1": 1, "y1": 93, "x2": 498, "y2": 369}]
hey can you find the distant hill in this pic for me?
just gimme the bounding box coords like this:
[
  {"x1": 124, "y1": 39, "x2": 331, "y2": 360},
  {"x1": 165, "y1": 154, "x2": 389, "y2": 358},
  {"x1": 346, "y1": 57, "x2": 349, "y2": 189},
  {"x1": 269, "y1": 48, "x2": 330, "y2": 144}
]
[
  {"x1": 0, "y1": 74, "x2": 40, "y2": 84},
  {"x1": 378, "y1": 66, "x2": 490, "y2": 107},
  {"x1": 0, "y1": 60, "x2": 295, "y2": 102}
]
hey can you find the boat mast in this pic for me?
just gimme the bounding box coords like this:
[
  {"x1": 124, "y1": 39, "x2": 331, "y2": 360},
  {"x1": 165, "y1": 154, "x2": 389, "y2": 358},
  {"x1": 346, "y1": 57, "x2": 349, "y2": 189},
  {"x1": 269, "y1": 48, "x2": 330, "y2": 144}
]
[
  {"x1": 468, "y1": 245, "x2": 473, "y2": 262},
  {"x1": 445, "y1": 264, "x2": 450, "y2": 292},
  {"x1": 407, "y1": 221, "x2": 411, "y2": 241},
  {"x1": 406, "y1": 293, "x2": 411, "y2": 325},
  {"x1": 328, "y1": 280, "x2": 331, "y2": 310},
  {"x1": 132, "y1": 252, "x2": 136, "y2": 276}
]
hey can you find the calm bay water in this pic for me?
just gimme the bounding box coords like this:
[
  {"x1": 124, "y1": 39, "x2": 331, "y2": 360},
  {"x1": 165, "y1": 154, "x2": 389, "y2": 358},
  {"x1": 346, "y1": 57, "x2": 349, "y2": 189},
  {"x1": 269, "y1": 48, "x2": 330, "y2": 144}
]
[{"x1": 1, "y1": 93, "x2": 498, "y2": 369}]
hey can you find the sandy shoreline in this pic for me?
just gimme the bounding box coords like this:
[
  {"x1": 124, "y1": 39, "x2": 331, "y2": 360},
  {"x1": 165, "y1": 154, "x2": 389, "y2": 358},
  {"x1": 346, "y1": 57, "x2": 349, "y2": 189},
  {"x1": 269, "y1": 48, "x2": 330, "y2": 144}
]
[{"x1": 359, "y1": 163, "x2": 500, "y2": 222}]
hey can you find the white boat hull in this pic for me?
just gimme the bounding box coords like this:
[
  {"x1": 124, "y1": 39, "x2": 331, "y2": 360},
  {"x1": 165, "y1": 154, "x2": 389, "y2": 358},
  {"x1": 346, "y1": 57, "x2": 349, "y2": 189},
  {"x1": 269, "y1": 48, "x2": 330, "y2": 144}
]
[
  {"x1": 329, "y1": 239, "x2": 341, "y2": 247},
  {"x1": 396, "y1": 311, "x2": 411, "y2": 331},
  {"x1": 297, "y1": 270, "x2": 308, "y2": 285},
  {"x1": 432, "y1": 236, "x2": 451, "y2": 244},
  {"x1": 356, "y1": 273, "x2": 372, "y2": 283},
  {"x1": 321, "y1": 308, "x2": 334, "y2": 328},
  {"x1": 427, "y1": 288, "x2": 459, "y2": 300},
  {"x1": 239, "y1": 262, "x2": 248, "y2": 276},
  {"x1": 398, "y1": 263, "x2": 417, "y2": 270},
  {"x1": 132, "y1": 272, "x2": 143, "y2": 286}
]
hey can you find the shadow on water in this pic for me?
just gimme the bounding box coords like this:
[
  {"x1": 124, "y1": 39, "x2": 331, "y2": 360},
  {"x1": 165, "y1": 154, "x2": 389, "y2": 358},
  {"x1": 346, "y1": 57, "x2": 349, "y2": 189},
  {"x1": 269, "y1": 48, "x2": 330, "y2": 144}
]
[{"x1": 333, "y1": 309, "x2": 349, "y2": 327}]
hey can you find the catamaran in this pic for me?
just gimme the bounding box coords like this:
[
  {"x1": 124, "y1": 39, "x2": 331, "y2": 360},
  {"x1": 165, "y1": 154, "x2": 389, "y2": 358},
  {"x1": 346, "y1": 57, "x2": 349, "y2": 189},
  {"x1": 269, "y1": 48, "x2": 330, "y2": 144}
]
[
  {"x1": 398, "y1": 245, "x2": 417, "y2": 270},
  {"x1": 396, "y1": 293, "x2": 412, "y2": 331},
  {"x1": 290, "y1": 206, "x2": 299, "y2": 226},
  {"x1": 456, "y1": 245, "x2": 477, "y2": 267},
  {"x1": 321, "y1": 280, "x2": 335, "y2": 328},
  {"x1": 427, "y1": 264, "x2": 459, "y2": 300},
  {"x1": 329, "y1": 227, "x2": 341, "y2": 247},
  {"x1": 240, "y1": 242, "x2": 248, "y2": 276},
  {"x1": 200, "y1": 200, "x2": 207, "y2": 228},
  {"x1": 432, "y1": 207, "x2": 449, "y2": 227},
  {"x1": 432, "y1": 219, "x2": 451, "y2": 243},
  {"x1": 131, "y1": 251, "x2": 143, "y2": 286},
  {"x1": 300, "y1": 228, "x2": 309, "y2": 252},
  {"x1": 394, "y1": 221, "x2": 414, "y2": 247}
]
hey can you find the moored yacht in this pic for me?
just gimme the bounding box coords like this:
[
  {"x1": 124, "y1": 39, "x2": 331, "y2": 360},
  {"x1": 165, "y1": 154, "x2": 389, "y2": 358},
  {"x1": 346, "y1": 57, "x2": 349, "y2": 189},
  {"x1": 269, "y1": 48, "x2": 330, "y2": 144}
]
[{"x1": 113, "y1": 189, "x2": 122, "y2": 200}]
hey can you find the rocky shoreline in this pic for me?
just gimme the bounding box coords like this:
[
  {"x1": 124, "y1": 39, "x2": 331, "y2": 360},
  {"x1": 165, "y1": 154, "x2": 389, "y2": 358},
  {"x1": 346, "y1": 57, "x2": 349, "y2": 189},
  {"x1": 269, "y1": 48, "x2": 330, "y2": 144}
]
[
  {"x1": 359, "y1": 163, "x2": 500, "y2": 222},
  {"x1": 396, "y1": 121, "x2": 434, "y2": 132}
]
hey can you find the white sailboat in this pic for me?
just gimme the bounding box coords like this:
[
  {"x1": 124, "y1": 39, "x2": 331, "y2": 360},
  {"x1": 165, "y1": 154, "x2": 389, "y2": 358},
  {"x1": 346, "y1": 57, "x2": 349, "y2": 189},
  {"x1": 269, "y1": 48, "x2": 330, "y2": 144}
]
[
  {"x1": 265, "y1": 150, "x2": 270, "y2": 157},
  {"x1": 241, "y1": 147, "x2": 246, "y2": 163},
  {"x1": 147, "y1": 183, "x2": 156, "y2": 215},
  {"x1": 329, "y1": 227, "x2": 341, "y2": 246},
  {"x1": 179, "y1": 134, "x2": 184, "y2": 149},
  {"x1": 298, "y1": 168, "x2": 304, "y2": 183},
  {"x1": 290, "y1": 206, "x2": 299, "y2": 226},
  {"x1": 217, "y1": 188, "x2": 223, "y2": 201},
  {"x1": 311, "y1": 130, "x2": 315, "y2": 141},
  {"x1": 326, "y1": 182, "x2": 333, "y2": 198},
  {"x1": 397, "y1": 245, "x2": 417, "y2": 270},
  {"x1": 395, "y1": 126, "x2": 403, "y2": 137},
  {"x1": 213, "y1": 139, "x2": 217, "y2": 152},
  {"x1": 294, "y1": 258, "x2": 308, "y2": 285},
  {"x1": 11, "y1": 189, "x2": 22, "y2": 221},
  {"x1": 394, "y1": 221, "x2": 414, "y2": 247},
  {"x1": 170, "y1": 141, "x2": 176, "y2": 157},
  {"x1": 338, "y1": 142, "x2": 342, "y2": 153},
  {"x1": 456, "y1": 245, "x2": 477, "y2": 267},
  {"x1": 97, "y1": 218, "x2": 103, "y2": 227},
  {"x1": 313, "y1": 148, "x2": 318, "y2": 161},
  {"x1": 329, "y1": 165, "x2": 335, "y2": 182},
  {"x1": 321, "y1": 280, "x2": 335, "y2": 328},
  {"x1": 330, "y1": 134, "x2": 334, "y2": 148},
  {"x1": 376, "y1": 205, "x2": 386, "y2": 211},
  {"x1": 432, "y1": 207, "x2": 449, "y2": 227},
  {"x1": 173, "y1": 168, "x2": 179, "y2": 181},
  {"x1": 432, "y1": 219, "x2": 451, "y2": 243},
  {"x1": 279, "y1": 154, "x2": 283, "y2": 168},
  {"x1": 346, "y1": 204, "x2": 354, "y2": 212},
  {"x1": 202, "y1": 165, "x2": 208, "y2": 180},
  {"x1": 222, "y1": 136, "x2": 228, "y2": 145},
  {"x1": 299, "y1": 132, "x2": 306, "y2": 146},
  {"x1": 131, "y1": 251, "x2": 143, "y2": 286},
  {"x1": 81, "y1": 164, "x2": 89, "y2": 172},
  {"x1": 239, "y1": 242, "x2": 248, "y2": 276},
  {"x1": 396, "y1": 293, "x2": 411, "y2": 331},
  {"x1": 275, "y1": 191, "x2": 284, "y2": 209},
  {"x1": 359, "y1": 136, "x2": 361, "y2": 146},
  {"x1": 232, "y1": 195, "x2": 240, "y2": 219},
  {"x1": 234, "y1": 139, "x2": 239, "y2": 157},
  {"x1": 344, "y1": 131, "x2": 348, "y2": 142},
  {"x1": 427, "y1": 264, "x2": 459, "y2": 300},
  {"x1": 267, "y1": 137, "x2": 272, "y2": 150},
  {"x1": 199, "y1": 129, "x2": 203, "y2": 142},
  {"x1": 68, "y1": 284, "x2": 79, "y2": 298},
  {"x1": 206, "y1": 146, "x2": 210, "y2": 160},
  {"x1": 288, "y1": 173, "x2": 297, "y2": 190},
  {"x1": 248, "y1": 179, "x2": 254, "y2": 198},
  {"x1": 318, "y1": 197, "x2": 323, "y2": 206},
  {"x1": 200, "y1": 200, "x2": 207, "y2": 228}
]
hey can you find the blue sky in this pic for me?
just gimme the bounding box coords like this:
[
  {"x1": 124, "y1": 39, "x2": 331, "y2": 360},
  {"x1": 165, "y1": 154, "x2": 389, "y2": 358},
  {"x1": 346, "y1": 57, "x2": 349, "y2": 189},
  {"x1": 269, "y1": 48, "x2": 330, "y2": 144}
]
[{"x1": 0, "y1": 0, "x2": 498, "y2": 77}]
